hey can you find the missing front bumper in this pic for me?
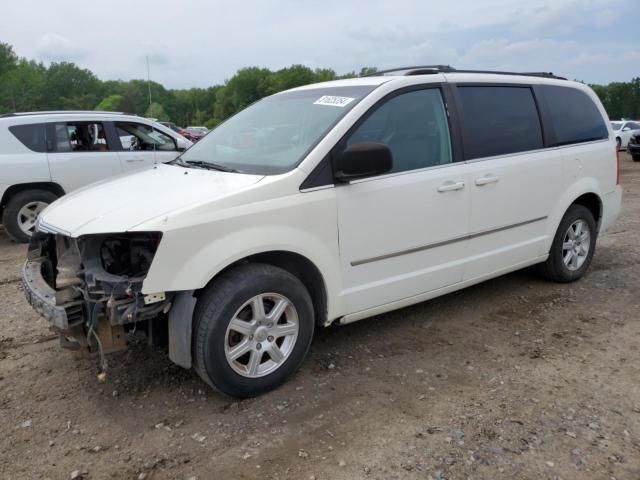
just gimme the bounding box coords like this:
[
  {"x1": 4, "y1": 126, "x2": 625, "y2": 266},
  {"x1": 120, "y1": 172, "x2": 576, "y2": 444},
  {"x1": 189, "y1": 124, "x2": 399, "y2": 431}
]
[
  {"x1": 23, "y1": 231, "x2": 170, "y2": 355},
  {"x1": 22, "y1": 258, "x2": 81, "y2": 330}
]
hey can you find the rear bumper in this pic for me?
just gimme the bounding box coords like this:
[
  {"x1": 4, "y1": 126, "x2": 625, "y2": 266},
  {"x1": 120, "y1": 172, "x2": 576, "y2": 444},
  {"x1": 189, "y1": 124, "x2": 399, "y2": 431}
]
[{"x1": 22, "y1": 259, "x2": 80, "y2": 330}]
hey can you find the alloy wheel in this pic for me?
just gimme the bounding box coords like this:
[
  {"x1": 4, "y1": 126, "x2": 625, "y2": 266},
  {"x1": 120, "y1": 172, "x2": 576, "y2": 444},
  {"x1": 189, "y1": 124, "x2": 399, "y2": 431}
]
[
  {"x1": 17, "y1": 201, "x2": 48, "y2": 236},
  {"x1": 562, "y1": 219, "x2": 591, "y2": 271},
  {"x1": 224, "y1": 293, "x2": 299, "y2": 378}
]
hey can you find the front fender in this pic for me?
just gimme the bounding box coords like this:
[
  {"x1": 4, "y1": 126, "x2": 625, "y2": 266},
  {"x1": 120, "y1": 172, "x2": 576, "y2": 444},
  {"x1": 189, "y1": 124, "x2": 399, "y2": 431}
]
[{"x1": 142, "y1": 189, "x2": 342, "y2": 318}]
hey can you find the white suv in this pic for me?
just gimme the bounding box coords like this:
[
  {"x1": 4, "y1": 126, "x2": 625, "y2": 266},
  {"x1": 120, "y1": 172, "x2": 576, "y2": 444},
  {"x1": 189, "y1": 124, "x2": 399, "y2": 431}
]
[
  {"x1": 0, "y1": 111, "x2": 191, "y2": 242},
  {"x1": 610, "y1": 120, "x2": 640, "y2": 149},
  {"x1": 23, "y1": 68, "x2": 621, "y2": 397}
]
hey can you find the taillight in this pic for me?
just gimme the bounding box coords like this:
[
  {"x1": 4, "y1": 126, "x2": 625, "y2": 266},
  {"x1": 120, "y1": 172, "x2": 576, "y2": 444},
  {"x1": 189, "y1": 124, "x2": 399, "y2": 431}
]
[{"x1": 616, "y1": 145, "x2": 621, "y2": 185}]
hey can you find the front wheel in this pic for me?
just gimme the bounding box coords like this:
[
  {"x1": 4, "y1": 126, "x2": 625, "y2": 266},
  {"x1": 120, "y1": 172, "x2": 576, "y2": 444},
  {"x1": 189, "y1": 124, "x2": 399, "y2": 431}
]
[
  {"x1": 632, "y1": 154, "x2": 640, "y2": 162},
  {"x1": 192, "y1": 263, "x2": 314, "y2": 397},
  {"x1": 616, "y1": 137, "x2": 622, "y2": 150},
  {"x1": 537, "y1": 204, "x2": 597, "y2": 282}
]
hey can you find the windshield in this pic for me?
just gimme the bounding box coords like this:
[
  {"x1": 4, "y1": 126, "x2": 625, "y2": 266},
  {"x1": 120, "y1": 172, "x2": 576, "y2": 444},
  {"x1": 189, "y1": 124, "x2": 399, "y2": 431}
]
[
  {"x1": 179, "y1": 85, "x2": 376, "y2": 174},
  {"x1": 611, "y1": 122, "x2": 622, "y2": 130}
]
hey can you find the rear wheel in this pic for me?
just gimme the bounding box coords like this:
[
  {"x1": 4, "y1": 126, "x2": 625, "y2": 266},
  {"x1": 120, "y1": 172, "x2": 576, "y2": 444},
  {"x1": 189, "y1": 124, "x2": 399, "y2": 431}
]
[
  {"x1": 616, "y1": 137, "x2": 622, "y2": 150},
  {"x1": 537, "y1": 204, "x2": 597, "y2": 282},
  {"x1": 192, "y1": 263, "x2": 314, "y2": 398},
  {"x1": 632, "y1": 154, "x2": 640, "y2": 162},
  {"x1": 2, "y1": 189, "x2": 58, "y2": 243}
]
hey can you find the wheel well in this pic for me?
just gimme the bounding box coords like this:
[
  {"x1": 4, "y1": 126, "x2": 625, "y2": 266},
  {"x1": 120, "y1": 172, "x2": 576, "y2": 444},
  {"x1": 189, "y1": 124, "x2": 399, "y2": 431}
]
[
  {"x1": 0, "y1": 183, "x2": 65, "y2": 215},
  {"x1": 207, "y1": 251, "x2": 328, "y2": 326},
  {"x1": 572, "y1": 193, "x2": 602, "y2": 229}
]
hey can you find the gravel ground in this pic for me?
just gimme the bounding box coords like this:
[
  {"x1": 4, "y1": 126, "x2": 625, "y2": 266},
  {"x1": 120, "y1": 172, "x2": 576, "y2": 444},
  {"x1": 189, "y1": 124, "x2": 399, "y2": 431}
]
[{"x1": 1, "y1": 153, "x2": 639, "y2": 480}]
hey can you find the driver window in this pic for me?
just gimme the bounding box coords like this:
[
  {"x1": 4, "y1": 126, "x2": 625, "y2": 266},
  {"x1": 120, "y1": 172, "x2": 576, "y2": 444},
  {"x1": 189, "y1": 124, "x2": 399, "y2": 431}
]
[
  {"x1": 115, "y1": 122, "x2": 177, "y2": 151},
  {"x1": 346, "y1": 89, "x2": 452, "y2": 173}
]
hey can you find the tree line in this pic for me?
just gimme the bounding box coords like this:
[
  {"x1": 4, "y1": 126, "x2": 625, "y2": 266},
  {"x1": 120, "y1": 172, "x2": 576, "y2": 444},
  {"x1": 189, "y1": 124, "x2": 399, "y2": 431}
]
[{"x1": 1, "y1": 41, "x2": 638, "y2": 127}]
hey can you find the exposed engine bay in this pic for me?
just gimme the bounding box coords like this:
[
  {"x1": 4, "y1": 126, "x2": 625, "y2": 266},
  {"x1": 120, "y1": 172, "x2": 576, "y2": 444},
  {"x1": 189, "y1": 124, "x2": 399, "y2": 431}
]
[{"x1": 24, "y1": 231, "x2": 171, "y2": 364}]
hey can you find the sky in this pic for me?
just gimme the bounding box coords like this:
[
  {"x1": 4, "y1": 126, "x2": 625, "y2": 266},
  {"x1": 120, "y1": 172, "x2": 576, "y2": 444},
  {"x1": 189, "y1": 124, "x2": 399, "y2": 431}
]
[{"x1": 1, "y1": 0, "x2": 638, "y2": 89}]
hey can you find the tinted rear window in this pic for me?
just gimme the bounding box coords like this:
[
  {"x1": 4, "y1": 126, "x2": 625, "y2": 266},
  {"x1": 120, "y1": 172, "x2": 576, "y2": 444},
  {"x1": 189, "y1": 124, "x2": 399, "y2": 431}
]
[
  {"x1": 9, "y1": 123, "x2": 47, "y2": 152},
  {"x1": 540, "y1": 85, "x2": 608, "y2": 146},
  {"x1": 458, "y1": 86, "x2": 543, "y2": 160}
]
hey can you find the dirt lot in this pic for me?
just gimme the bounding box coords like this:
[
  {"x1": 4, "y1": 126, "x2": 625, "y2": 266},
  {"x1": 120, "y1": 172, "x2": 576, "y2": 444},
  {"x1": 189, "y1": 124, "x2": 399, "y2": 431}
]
[{"x1": 1, "y1": 154, "x2": 639, "y2": 480}]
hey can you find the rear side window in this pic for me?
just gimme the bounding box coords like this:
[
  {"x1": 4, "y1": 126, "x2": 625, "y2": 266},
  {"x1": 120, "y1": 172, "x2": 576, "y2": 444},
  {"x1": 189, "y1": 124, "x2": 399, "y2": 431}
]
[
  {"x1": 50, "y1": 122, "x2": 111, "y2": 152},
  {"x1": 540, "y1": 85, "x2": 608, "y2": 146},
  {"x1": 9, "y1": 124, "x2": 46, "y2": 153},
  {"x1": 457, "y1": 86, "x2": 543, "y2": 160}
]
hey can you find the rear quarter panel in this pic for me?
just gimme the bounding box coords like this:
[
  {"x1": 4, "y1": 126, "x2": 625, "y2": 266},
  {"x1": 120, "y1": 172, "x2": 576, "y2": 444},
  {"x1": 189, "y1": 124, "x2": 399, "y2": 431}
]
[
  {"x1": 545, "y1": 138, "x2": 618, "y2": 249},
  {"x1": 0, "y1": 122, "x2": 51, "y2": 194},
  {"x1": 544, "y1": 83, "x2": 619, "y2": 248}
]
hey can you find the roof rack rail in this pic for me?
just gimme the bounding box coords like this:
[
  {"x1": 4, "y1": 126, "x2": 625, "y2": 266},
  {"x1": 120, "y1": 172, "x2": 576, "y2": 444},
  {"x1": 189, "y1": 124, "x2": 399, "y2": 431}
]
[
  {"x1": 364, "y1": 65, "x2": 455, "y2": 77},
  {"x1": 445, "y1": 69, "x2": 567, "y2": 80},
  {"x1": 520, "y1": 71, "x2": 566, "y2": 79},
  {"x1": 0, "y1": 110, "x2": 136, "y2": 118},
  {"x1": 364, "y1": 65, "x2": 566, "y2": 80}
]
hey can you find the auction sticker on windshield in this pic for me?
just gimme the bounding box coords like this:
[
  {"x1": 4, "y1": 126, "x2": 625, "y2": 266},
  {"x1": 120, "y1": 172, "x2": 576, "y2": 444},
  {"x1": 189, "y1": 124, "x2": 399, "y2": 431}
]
[{"x1": 314, "y1": 96, "x2": 355, "y2": 107}]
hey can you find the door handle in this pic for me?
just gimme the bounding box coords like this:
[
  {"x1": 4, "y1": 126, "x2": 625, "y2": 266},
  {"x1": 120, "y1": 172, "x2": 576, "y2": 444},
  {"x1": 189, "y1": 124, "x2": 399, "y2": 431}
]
[
  {"x1": 437, "y1": 181, "x2": 465, "y2": 192},
  {"x1": 126, "y1": 158, "x2": 145, "y2": 163},
  {"x1": 475, "y1": 175, "x2": 499, "y2": 186}
]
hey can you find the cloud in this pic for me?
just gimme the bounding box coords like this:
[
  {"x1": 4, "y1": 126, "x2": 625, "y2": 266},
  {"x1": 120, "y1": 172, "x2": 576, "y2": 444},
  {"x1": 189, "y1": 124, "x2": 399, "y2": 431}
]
[
  {"x1": 139, "y1": 44, "x2": 171, "y2": 67},
  {"x1": 452, "y1": 36, "x2": 639, "y2": 84},
  {"x1": 509, "y1": 4, "x2": 577, "y2": 37},
  {"x1": 594, "y1": 8, "x2": 617, "y2": 28},
  {"x1": 35, "y1": 33, "x2": 88, "y2": 62},
  {"x1": 0, "y1": 0, "x2": 634, "y2": 87},
  {"x1": 458, "y1": 38, "x2": 581, "y2": 70},
  {"x1": 507, "y1": 0, "x2": 623, "y2": 37}
]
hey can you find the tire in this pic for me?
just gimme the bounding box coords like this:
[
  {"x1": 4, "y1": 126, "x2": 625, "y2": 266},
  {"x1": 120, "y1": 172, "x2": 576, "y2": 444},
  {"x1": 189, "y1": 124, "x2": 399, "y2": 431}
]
[
  {"x1": 192, "y1": 263, "x2": 315, "y2": 398},
  {"x1": 632, "y1": 154, "x2": 640, "y2": 162},
  {"x1": 537, "y1": 204, "x2": 597, "y2": 283},
  {"x1": 616, "y1": 137, "x2": 621, "y2": 150},
  {"x1": 2, "y1": 189, "x2": 58, "y2": 243}
]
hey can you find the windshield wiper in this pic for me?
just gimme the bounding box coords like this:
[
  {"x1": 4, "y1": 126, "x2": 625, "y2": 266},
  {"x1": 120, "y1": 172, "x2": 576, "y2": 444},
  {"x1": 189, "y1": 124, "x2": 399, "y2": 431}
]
[{"x1": 180, "y1": 159, "x2": 241, "y2": 173}]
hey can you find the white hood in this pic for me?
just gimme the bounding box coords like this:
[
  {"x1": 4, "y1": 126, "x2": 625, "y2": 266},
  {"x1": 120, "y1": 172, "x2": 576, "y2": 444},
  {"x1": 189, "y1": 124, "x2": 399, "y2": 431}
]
[{"x1": 39, "y1": 164, "x2": 264, "y2": 236}]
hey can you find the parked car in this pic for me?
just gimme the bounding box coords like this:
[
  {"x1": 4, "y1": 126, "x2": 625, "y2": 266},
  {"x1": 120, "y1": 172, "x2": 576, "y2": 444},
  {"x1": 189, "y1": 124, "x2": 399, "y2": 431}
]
[
  {"x1": 611, "y1": 120, "x2": 640, "y2": 150},
  {"x1": 0, "y1": 111, "x2": 192, "y2": 242},
  {"x1": 23, "y1": 68, "x2": 621, "y2": 398},
  {"x1": 628, "y1": 133, "x2": 640, "y2": 161},
  {"x1": 159, "y1": 121, "x2": 186, "y2": 137},
  {"x1": 184, "y1": 126, "x2": 208, "y2": 141}
]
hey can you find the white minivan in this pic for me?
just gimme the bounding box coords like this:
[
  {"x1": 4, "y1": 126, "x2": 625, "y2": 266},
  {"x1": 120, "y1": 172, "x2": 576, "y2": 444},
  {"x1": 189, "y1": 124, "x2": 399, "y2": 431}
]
[
  {"x1": 0, "y1": 111, "x2": 191, "y2": 242},
  {"x1": 23, "y1": 67, "x2": 621, "y2": 397}
]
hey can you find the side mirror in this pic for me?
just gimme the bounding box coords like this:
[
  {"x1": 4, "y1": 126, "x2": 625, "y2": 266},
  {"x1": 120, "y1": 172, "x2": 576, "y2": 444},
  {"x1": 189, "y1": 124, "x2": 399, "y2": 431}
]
[
  {"x1": 176, "y1": 136, "x2": 188, "y2": 151},
  {"x1": 334, "y1": 142, "x2": 393, "y2": 182}
]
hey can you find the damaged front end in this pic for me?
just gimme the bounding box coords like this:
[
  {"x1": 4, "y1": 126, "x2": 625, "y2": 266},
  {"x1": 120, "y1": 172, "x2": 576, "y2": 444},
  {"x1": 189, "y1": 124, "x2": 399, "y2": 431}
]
[{"x1": 23, "y1": 230, "x2": 170, "y2": 359}]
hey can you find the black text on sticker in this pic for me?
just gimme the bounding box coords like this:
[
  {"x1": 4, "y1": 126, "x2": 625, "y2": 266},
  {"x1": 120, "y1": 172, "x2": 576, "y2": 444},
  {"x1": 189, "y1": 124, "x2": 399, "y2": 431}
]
[{"x1": 314, "y1": 96, "x2": 355, "y2": 107}]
